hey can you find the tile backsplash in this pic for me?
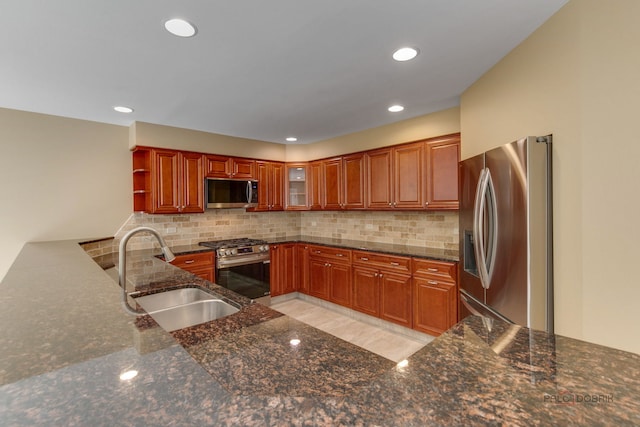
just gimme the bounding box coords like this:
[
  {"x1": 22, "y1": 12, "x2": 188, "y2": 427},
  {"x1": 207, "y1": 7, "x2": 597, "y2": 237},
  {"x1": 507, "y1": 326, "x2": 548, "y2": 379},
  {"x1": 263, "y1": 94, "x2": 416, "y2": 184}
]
[{"x1": 111, "y1": 210, "x2": 458, "y2": 252}]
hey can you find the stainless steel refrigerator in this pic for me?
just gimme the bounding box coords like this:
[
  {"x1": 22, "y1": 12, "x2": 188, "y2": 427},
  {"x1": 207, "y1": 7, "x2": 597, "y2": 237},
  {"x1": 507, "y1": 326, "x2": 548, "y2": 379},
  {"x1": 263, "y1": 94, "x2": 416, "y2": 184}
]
[{"x1": 459, "y1": 136, "x2": 553, "y2": 333}]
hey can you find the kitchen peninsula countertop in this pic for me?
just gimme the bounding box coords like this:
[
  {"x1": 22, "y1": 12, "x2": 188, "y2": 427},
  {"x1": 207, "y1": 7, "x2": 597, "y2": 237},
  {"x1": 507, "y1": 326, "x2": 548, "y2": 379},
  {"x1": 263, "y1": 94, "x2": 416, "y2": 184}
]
[{"x1": 1, "y1": 240, "x2": 639, "y2": 426}]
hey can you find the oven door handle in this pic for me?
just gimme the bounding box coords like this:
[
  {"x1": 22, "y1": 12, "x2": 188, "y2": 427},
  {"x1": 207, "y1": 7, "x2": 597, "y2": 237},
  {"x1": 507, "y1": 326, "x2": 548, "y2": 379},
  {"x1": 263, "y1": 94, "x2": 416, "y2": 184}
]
[{"x1": 217, "y1": 254, "x2": 270, "y2": 269}]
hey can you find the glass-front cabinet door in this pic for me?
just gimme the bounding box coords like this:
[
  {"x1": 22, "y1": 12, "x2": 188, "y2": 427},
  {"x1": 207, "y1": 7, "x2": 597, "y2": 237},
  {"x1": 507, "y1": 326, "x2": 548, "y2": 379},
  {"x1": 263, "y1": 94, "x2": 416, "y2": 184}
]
[{"x1": 286, "y1": 163, "x2": 309, "y2": 210}]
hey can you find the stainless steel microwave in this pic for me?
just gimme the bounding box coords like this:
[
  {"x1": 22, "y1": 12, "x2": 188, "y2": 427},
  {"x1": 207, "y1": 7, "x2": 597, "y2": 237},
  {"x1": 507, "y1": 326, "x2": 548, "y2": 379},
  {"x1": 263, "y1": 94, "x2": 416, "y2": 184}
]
[{"x1": 205, "y1": 179, "x2": 258, "y2": 209}]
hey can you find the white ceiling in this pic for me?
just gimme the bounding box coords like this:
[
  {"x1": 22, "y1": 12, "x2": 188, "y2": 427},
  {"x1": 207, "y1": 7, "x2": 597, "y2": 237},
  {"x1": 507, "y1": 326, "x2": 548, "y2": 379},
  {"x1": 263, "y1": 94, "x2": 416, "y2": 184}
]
[{"x1": 0, "y1": 0, "x2": 567, "y2": 144}]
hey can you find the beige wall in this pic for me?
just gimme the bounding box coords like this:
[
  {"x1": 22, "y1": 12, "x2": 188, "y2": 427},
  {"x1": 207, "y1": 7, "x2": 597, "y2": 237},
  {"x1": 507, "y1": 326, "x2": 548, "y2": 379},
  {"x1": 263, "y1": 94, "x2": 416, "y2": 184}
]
[
  {"x1": 0, "y1": 108, "x2": 132, "y2": 281},
  {"x1": 461, "y1": 0, "x2": 640, "y2": 354},
  {"x1": 131, "y1": 121, "x2": 286, "y2": 161},
  {"x1": 285, "y1": 107, "x2": 460, "y2": 161}
]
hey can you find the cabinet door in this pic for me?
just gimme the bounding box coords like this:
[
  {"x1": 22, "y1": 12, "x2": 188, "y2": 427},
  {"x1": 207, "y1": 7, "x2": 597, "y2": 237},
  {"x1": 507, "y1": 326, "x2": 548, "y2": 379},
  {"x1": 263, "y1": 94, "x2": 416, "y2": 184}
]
[
  {"x1": 366, "y1": 148, "x2": 393, "y2": 209},
  {"x1": 232, "y1": 158, "x2": 256, "y2": 179},
  {"x1": 309, "y1": 161, "x2": 323, "y2": 210},
  {"x1": 205, "y1": 155, "x2": 232, "y2": 178},
  {"x1": 309, "y1": 258, "x2": 330, "y2": 300},
  {"x1": 270, "y1": 162, "x2": 285, "y2": 211},
  {"x1": 380, "y1": 271, "x2": 413, "y2": 328},
  {"x1": 280, "y1": 243, "x2": 297, "y2": 294},
  {"x1": 181, "y1": 152, "x2": 204, "y2": 213},
  {"x1": 296, "y1": 244, "x2": 310, "y2": 294},
  {"x1": 343, "y1": 153, "x2": 365, "y2": 209},
  {"x1": 394, "y1": 142, "x2": 424, "y2": 209},
  {"x1": 413, "y1": 277, "x2": 457, "y2": 335},
  {"x1": 286, "y1": 164, "x2": 309, "y2": 210},
  {"x1": 256, "y1": 161, "x2": 284, "y2": 211},
  {"x1": 329, "y1": 262, "x2": 352, "y2": 307},
  {"x1": 426, "y1": 136, "x2": 460, "y2": 210},
  {"x1": 256, "y1": 161, "x2": 270, "y2": 210},
  {"x1": 352, "y1": 266, "x2": 380, "y2": 317},
  {"x1": 322, "y1": 158, "x2": 343, "y2": 209},
  {"x1": 152, "y1": 149, "x2": 181, "y2": 213},
  {"x1": 270, "y1": 245, "x2": 283, "y2": 297}
]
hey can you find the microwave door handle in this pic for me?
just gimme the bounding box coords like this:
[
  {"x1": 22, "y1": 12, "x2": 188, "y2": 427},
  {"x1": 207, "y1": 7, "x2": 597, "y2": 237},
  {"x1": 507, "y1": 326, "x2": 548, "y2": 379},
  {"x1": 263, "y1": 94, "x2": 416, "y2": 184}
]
[{"x1": 246, "y1": 181, "x2": 252, "y2": 203}]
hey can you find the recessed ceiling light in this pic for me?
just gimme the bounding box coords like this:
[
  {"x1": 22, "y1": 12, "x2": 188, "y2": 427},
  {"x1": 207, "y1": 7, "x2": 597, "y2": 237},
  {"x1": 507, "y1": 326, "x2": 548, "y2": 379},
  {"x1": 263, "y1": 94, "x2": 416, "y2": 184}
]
[
  {"x1": 286, "y1": 137, "x2": 298, "y2": 142},
  {"x1": 388, "y1": 105, "x2": 404, "y2": 113},
  {"x1": 114, "y1": 106, "x2": 134, "y2": 113},
  {"x1": 392, "y1": 47, "x2": 419, "y2": 62},
  {"x1": 164, "y1": 18, "x2": 197, "y2": 38}
]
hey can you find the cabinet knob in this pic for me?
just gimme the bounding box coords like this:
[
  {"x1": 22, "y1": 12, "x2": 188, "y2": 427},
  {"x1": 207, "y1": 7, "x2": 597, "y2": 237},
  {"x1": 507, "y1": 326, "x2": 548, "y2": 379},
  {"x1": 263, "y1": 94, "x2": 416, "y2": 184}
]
[
  {"x1": 388, "y1": 202, "x2": 392, "y2": 206},
  {"x1": 425, "y1": 202, "x2": 429, "y2": 206},
  {"x1": 374, "y1": 273, "x2": 378, "y2": 277}
]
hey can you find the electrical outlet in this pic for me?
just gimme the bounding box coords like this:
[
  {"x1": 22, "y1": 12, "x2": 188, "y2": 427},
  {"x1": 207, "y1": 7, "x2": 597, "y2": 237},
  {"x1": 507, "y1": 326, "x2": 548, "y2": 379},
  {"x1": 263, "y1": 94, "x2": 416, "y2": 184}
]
[{"x1": 166, "y1": 227, "x2": 177, "y2": 234}]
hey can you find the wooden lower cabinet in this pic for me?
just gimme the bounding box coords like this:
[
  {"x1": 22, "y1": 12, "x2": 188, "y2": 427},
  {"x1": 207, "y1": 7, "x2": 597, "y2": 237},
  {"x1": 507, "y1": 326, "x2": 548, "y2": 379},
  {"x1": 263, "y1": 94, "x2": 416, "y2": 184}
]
[
  {"x1": 379, "y1": 271, "x2": 412, "y2": 328},
  {"x1": 412, "y1": 259, "x2": 458, "y2": 336},
  {"x1": 309, "y1": 258, "x2": 331, "y2": 300},
  {"x1": 309, "y1": 254, "x2": 352, "y2": 306},
  {"x1": 352, "y1": 266, "x2": 380, "y2": 317},
  {"x1": 273, "y1": 243, "x2": 458, "y2": 337},
  {"x1": 169, "y1": 252, "x2": 214, "y2": 282},
  {"x1": 270, "y1": 243, "x2": 297, "y2": 297},
  {"x1": 352, "y1": 251, "x2": 412, "y2": 328}
]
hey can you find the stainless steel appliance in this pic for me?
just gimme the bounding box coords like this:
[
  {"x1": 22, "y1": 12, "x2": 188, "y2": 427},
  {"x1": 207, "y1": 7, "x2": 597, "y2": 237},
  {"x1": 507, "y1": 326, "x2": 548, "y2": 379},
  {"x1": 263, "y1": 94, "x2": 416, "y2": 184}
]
[
  {"x1": 459, "y1": 136, "x2": 553, "y2": 333},
  {"x1": 199, "y1": 238, "x2": 270, "y2": 304},
  {"x1": 205, "y1": 179, "x2": 258, "y2": 209}
]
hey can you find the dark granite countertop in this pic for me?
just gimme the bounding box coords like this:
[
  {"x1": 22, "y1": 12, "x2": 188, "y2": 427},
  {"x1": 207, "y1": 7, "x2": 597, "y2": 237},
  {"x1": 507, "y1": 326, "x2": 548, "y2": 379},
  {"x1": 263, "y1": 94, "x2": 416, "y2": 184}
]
[{"x1": 1, "y1": 240, "x2": 638, "y2": 426}]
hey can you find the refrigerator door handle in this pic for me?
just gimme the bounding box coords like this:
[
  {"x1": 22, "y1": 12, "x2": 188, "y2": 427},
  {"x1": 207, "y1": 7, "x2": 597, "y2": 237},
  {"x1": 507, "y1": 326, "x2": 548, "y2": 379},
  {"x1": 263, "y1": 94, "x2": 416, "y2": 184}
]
[
  {"x1": 473, "y1": 168, "x2": 498, "y2": 290},
  {"x1": 473, "y1": 168, "x2": 490, "y2": 289},
  {"x1": 484, "y1": 170, "x2": 498, "y2": 288}
]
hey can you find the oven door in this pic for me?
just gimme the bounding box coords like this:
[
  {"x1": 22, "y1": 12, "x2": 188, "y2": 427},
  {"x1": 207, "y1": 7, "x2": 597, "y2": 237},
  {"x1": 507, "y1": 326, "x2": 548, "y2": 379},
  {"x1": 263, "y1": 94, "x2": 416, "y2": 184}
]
[{"x1": 216, "y1": 255, "x2": 270, "y2": 300}]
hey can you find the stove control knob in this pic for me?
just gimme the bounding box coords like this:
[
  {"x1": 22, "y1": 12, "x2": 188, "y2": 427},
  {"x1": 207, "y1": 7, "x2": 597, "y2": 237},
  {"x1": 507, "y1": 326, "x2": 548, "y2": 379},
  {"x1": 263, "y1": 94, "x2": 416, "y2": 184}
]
[{"x1": 261, "y1": 245, "x2": 269, "y2": 252}]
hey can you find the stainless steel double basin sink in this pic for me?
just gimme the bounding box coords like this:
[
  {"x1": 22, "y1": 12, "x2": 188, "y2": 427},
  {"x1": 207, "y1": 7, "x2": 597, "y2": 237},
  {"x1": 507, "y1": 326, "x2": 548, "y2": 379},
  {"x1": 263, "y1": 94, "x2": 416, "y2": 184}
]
[{"x1": 134, "y1": 287, "x2": 239, "y2": 332}]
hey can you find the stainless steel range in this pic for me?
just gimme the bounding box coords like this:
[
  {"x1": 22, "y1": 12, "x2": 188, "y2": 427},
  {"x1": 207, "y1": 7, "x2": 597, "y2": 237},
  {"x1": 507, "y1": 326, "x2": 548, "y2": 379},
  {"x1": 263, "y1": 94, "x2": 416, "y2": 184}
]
[{"x1": 199, "y1": 238, "x2": 270, "y2": 304}]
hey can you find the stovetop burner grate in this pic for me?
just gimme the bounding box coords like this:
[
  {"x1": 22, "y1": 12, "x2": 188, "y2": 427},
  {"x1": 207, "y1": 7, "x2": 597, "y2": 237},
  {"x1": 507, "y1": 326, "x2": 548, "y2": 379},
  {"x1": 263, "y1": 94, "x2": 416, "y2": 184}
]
[{"x1": 199, "y1": 238, "x2": 268, "y2": 250}]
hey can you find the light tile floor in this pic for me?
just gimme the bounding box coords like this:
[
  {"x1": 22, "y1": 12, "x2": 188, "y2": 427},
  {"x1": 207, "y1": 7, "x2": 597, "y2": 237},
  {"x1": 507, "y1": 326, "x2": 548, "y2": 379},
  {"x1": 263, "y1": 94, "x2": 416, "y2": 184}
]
[{"x1": 270, "y1": 298, "x2": 434, "y2": 362}]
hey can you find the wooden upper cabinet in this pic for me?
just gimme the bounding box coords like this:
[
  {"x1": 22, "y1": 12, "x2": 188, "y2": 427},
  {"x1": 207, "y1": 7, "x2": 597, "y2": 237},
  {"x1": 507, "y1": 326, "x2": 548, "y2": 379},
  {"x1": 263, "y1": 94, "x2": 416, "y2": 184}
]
[
  {"x1": 366, "y1": 142, "x2": 424, "y2": 210},
  {"x1": 147, "y1": 148, "x2": 204, "y2": 214},
  {"x1": 393, "y1": 141, "x2": 425, "y2": 209},
  {"x1": 285, "y1": 163, "x2": 309, "y2": 210},
  {"x1": 320, "y1": 154, "x2": 365, "y2": 210},
  {"x1": 205, "y1": 155, "x2": 255, "y2": 179},
  {"x1": 309, "y1": 161, "x2": 323, "y2": 210},
  {"x1": 180, "y1": 151, "x2": 205, "y2": 213},
  {"x1": 255, "y1": 161, "x2": 284, "y2": 211},
  {"x1": 366, "y1": 148, "x2": 393, "y2": 209},
  {"x1": 425, "y1": 134, "x2": 460, "y2": 210},
  {"x1": 342, "y1": 153, "x2": 366, "y2": 209},
  {"x1": 322, "y1": 157, "x2": 343, "y2": 209}
]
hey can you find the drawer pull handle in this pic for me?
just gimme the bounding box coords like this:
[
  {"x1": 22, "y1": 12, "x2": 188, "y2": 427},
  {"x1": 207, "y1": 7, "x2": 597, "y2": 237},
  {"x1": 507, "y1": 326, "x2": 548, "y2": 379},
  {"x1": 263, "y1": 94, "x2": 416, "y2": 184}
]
[
  {"x1": 335, "y1": 253, "x2": 344, "y2": 257},
  {"x1": 184, "y1": 260, "x2": 195, "y2": 264},
  {"x1": 361, "y1": 257, "x2": 369, "y2": 261},
  {"x1": 427, "y1": 268, "x2": 438, "y2": 272},
  {"x1": 314, "y1": 250, "x2": 322, "y2": 254},
  {"x1": 428, "y1": 280, "x2": 438, "y2": 285},
  {"x1": 390, "y1": 262, "x2": 400, "y2": 266}
]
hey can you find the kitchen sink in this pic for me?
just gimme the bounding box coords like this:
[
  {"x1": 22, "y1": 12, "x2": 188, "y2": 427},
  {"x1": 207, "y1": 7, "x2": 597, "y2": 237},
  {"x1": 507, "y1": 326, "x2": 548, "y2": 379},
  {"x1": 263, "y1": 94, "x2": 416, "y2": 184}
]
[{"x1": 134, "y1": 287, "x2": 240, "y2": 331}]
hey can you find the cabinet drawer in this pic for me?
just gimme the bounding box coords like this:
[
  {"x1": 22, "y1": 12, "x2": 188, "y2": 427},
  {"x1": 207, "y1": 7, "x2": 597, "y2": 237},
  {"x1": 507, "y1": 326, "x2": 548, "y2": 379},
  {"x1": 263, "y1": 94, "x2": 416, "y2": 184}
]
[
  {"x1": 412, "y1": 258, "x2": 457, "y2": 282},
  {"x1": 170, "y1": 251, "x2": 214, "y2": 269},
  {"x1": 352, "y1": 250, "x2": 410, "y2": 273},
  {"x1": 308, "y1": 245, "x2": 351, "y2": 263}
]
